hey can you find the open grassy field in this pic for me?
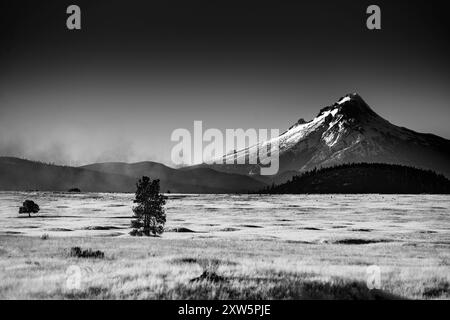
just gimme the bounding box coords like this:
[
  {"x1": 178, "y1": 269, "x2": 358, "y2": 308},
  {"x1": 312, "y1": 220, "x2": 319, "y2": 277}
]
[
  {"x1": 0, "y1": 192, "x2": 449, "y2": 299},
  {"x1": 0, "y1": 235, "x2": 449, "y2": 299}
]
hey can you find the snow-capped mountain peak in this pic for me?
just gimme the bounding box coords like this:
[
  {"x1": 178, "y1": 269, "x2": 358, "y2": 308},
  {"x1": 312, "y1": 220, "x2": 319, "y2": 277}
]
[{"x1": 207, "y1": 93, "x2": 450, "y2": 180}]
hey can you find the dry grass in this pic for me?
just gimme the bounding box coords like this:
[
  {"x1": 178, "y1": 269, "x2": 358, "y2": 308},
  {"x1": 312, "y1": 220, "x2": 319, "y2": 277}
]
[{"x1": 0, "y1": 235, "x2": 449, "y2": 299}]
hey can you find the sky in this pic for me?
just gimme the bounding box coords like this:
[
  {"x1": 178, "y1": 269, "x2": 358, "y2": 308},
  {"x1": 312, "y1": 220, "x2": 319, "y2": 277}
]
[{"x1": 0, "y1": 0, "x2": 449, "y2": 166}]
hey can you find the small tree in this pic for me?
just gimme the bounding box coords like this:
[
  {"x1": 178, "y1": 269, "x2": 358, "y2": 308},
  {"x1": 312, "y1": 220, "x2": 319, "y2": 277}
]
[
  {"x1": 130, "y1": 176, "x2": 166, "y2": 236},
  {"x1": 19, "y1": 200, "x2": 40, "y2": 217}
]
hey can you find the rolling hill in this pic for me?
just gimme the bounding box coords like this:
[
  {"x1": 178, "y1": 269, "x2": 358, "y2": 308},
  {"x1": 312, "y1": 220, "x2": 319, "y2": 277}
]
[
  {"x1": 0, "y1": 157, "x2": 265, "y2": 193},
  {"x1": 0, "y1": 157, "x2": 135, "y2": 192}
]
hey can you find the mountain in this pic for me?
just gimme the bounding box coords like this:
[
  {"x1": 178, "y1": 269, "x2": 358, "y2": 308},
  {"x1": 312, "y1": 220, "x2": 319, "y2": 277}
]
[
  {"x1": 198, "y1": 93, "x2": 450, "y2": 180},
  {"x1": 3, "y1": 93, "x2": 449, "y2": 193},
  {"x1": 0, "y1": 157, "x2": 136, "y2": 192},
  {"x1": 81, "y1": 162, "x2": 265, "y2": 193},
  {"x1": 260, "y1": 163, "x2": 450, "y2": 194},
  {"x1": 0, "y1": 157, "x2": 265, "y2": 193}
]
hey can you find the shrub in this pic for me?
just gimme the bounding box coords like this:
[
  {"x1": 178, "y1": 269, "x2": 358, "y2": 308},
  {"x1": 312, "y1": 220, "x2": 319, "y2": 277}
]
[
  {"x1": 69, "y1": 247, "x2": 105, "y2": 259},
  {"x1": 190, "y1": 259, "x2": 225, "y2": 283}
]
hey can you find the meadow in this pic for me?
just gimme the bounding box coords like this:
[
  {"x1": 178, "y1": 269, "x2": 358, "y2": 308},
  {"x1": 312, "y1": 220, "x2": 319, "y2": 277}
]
[{"x1": 0, "y1": 192, "x2": 449, "y2": 299}]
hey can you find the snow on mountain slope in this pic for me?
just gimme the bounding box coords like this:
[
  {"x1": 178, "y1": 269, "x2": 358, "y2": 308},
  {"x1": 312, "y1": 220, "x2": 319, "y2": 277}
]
[{"x1": 207, "y1": 93, "x2": 450, "y2": 179}]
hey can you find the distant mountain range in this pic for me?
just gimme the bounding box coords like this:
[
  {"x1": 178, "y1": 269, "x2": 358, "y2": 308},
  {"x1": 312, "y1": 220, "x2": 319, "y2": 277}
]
[
  {"x1": 80, "y1": 162, "x2": 264, "y2": 193},
  {"x1": 1, "y1": 93, "x2": 450, "y2": 193},
  {"x1": 0, "y1": 157, "x2": 264, "y2": 193}
]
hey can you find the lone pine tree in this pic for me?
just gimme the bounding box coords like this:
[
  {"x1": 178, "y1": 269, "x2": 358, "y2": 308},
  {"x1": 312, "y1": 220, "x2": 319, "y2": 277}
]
[{"x1": 130, "y1": 176, "x2": 167, "y2": 236}]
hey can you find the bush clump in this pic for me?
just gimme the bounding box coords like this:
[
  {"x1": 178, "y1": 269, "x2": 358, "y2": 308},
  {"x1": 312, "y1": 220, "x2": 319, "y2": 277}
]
[{"x1": 69, "y1": 247, "x2": 105, "y2": 259}]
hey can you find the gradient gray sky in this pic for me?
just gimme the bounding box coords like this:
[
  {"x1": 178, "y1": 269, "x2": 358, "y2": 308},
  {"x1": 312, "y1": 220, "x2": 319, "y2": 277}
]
[{"x1": 1, "y1": 1, "x2": 449, "y2": 166}]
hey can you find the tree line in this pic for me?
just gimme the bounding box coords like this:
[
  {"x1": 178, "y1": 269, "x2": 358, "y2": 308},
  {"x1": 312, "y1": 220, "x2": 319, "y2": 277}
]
[{"x1": 259, "y1": 163, "x2": 450, "y2": 194}]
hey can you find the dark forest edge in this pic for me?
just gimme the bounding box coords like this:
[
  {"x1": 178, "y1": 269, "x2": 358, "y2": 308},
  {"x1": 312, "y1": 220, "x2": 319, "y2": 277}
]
[{"x1": 258, "y1": 163, "x2": 450, "y2": 194}]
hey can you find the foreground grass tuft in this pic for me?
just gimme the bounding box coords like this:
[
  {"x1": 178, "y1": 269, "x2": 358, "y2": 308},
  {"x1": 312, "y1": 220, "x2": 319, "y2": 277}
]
[
  {"x1": 0, "y1": 235, "x2": 449, "y2": 299},
  {"x1": 423, "y1": 279, "x2": 450, "y2": 298}
]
